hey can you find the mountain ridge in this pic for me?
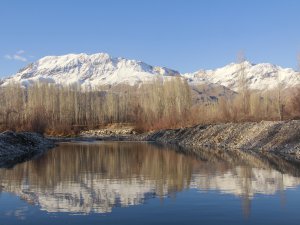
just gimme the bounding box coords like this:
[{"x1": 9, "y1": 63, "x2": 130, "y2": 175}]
[
  {"x1": 2, "y1": 52, "x2": 300, "y2": 91},
  {"x1": 184, "y1": 61, "x2": 299, "y2": 91}
]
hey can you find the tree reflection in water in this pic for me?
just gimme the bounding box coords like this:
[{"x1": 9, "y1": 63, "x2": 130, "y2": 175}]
[{"x1": 1, "y1": 141, "x2": 300, "y2": 216}]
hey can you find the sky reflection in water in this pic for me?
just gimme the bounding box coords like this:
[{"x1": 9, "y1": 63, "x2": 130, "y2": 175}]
[{"x1": 0, "y1": 141, "x2": 300, "y2": 225}]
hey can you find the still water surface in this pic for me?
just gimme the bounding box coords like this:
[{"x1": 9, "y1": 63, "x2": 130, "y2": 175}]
[{"x1": 1, "y1": 141, "x2": 300, "y2": 224}]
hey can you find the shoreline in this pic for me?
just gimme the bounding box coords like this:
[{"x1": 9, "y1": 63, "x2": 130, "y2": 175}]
[
  {"x1": 76, "y1": 120, "x2": 300, "y2": 159},
  {"x1": 143, "y1": 120, "x2": 300, "y2": 158},
  {"x1": 1, "y1": 120, "x2": 299, "y2": 167}
]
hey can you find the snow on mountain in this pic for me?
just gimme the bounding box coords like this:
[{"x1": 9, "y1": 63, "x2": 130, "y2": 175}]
[
  {"x1": 2, "y1": 53, "x2": 299, "y2": 92},
  {"x1": 2, "y1": 53, "x2": 180, "y2": 87},
  {"x1": 184, "y1": 61, "x2": 300, "y2": 91}
]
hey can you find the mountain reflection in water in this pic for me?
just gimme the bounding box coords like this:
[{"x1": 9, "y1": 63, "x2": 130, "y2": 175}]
[{"x1": 1, "y1": 141, "x2": 300, "y2": 216}]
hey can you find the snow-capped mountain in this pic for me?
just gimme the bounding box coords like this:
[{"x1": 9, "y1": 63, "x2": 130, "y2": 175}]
[
  {"x1": 2, "y1": 53, "x2": 180, "y2": 87},
  {"x1": 2, "y1": 53, "x2": 299, "y2": 91},
  {"x1": 184, "y1": 61, "x2": 300, "y2": 91}
]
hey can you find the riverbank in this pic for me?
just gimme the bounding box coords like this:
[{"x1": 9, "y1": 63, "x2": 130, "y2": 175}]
[
  {"x1": 0, "y1": 131, "x2": 55, "y2": 167},
  {"x1": 2, "y1": 120, "x2": 299, "y2": 167},
  {"x1": 78, "y1": 120, "x2": 300, "y2": 158},
  {"x1": 143, "y1": 120, "x2": 300, "y2": 157}
]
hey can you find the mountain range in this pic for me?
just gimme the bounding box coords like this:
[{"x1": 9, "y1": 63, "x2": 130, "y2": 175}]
[{"x1": 1, "y1": 53, "x2": 299, "y2": 93}]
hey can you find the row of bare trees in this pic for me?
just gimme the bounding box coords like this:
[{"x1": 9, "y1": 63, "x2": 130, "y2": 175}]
[
  {"x1": 0, "y1": 78, "x2": 191, "y2": 134},
  {"x1": 188, "y1": 86, "x2": 300, "y2": 125},
  {"x1": 0, "y1": 75, "x2": 299, "y2": 134}
]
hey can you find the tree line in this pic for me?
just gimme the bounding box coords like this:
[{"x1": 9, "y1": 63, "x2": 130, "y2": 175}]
[{"x1": 0, "y1": 75, "x2": 299, "y2": 135}]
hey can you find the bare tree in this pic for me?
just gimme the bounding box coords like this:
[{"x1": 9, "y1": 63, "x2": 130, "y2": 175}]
[
  {"x1": 298, "y1": 54, "x2": 300, "y2": 72},
  {"x1": 237, "y1": 51, "x2": 250, "y2": 118},
  {"x1": 276, "y1": 81, "x2": 284, "y2": 121}
]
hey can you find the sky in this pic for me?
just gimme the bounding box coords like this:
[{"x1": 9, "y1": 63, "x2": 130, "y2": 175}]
[{"x1": 1, "y1": 0, "x2": 300, "y2": 77}]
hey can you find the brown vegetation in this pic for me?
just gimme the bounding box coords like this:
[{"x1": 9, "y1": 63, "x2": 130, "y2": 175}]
[
  {"x1": 0, "y1": 77, "x2": 299, "y2": 134},
  {"x1": 286, "y1": 86, "x2": 300, "y2": 119}
]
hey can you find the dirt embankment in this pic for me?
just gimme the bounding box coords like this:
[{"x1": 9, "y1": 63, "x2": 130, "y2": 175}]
[
  {"x1": 0, "y1": 131, "x2": 55, "y2": 167},
  {"x1": 144, "y1": 120, "x2": 300, "y2": 156}
]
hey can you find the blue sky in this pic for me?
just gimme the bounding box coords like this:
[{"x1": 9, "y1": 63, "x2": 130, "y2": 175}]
[{"x1": 1, "y1": 0, "x2": 300, "y2": 77}]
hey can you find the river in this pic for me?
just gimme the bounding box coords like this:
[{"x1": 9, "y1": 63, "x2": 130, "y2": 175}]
[{"x1": 0, "y1": 141, "x2": 300, "y2": 224}]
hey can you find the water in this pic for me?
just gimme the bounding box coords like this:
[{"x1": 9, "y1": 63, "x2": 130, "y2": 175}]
[{"x1": 1, "y1": 141, "x2": 300, "y2": 225}]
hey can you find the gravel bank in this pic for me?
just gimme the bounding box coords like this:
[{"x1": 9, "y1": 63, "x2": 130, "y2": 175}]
[
  {"x1": 144, "y1": 120, "x2": 300, "y2": 157},
  {"x1": 0, "y1": 131, "x2": 55, "y2": 167}
]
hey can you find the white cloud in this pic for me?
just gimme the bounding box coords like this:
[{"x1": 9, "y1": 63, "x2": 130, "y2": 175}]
[
  {"x1": 4, "y1": 50, "x2": 28, "y2": 62},
  {"x1": 17, "y1": 50, "x2": 25, "y2": 55},
  {"x1": 13, "y1": 55, "x2": 27, "y2": 62}
]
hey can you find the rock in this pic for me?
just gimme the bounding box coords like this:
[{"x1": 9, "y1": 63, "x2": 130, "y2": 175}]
[{"x1": 80, "y1": 126, "x2": 136, "y2": 137}]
